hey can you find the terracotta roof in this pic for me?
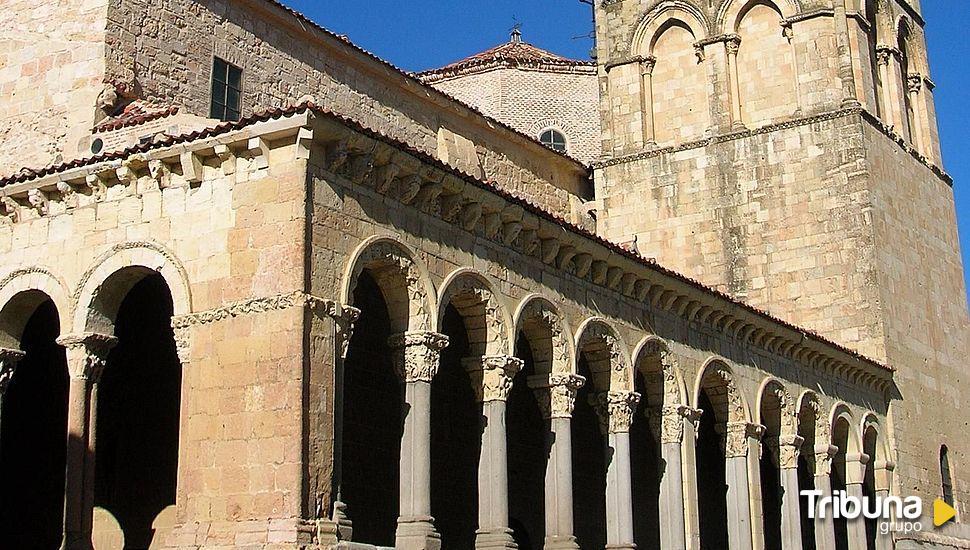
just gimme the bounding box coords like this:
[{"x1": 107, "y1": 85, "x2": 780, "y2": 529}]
[
  {"x1": 0, "y1": 101, "x2": 893, "y2": 378},
  {"x1": 94, "y1": 101, "x2": 180, "y2": 132},
  {"x1": 418, "y1": 35, "x2": 594, "y2": 78}
]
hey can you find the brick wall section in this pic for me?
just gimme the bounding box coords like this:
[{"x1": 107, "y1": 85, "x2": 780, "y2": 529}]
[
  {"x1": 0, "y1": 0, "x2": 110, "y2": 175},
  {"x1": 99, "y1": 0, "x2": 591, "y2": 218},
  {"x1": 429, "y1": 66, "x2": 601, "y2": 163}
]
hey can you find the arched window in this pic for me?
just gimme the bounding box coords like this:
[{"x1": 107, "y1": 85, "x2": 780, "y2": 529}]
[
  {"x1": 942, "y1": 445, "x2": 954, "y2": 506},
  {"x1": 539, "y1": 129, "x2": 567, "y2": 153}
]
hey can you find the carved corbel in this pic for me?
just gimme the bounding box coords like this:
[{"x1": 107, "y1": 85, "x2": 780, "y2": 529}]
[
  {"x1": 501, "y1": 221, "x2": 522, "y2": 245},
  {"x1": 459, "y1": 202, "x2": 482, "y2": 230},
  {"x1": 483, "y1": 211, "x2": 503, "y2": 239},
  {"x1": 439, "y1": 193, "x2": 465, "y2": 221},
  {"x1": 27, "y1": 189, "x2": 49, "y2": 216},
  {"x1": 398, "y1": 174, "x2": 423, "y2": 204},
  {"x1": 56, "y1": 180, "x2": 78, "y2": 209},
  {"x1": 375, "y1": 162, "x2": 400, "y2": 194},
  {"x1": 347, "y1": 153, "x2": 375, "y2": 185},
  {"x1": 540, "y1": 238, "x2": 560, "y2": 264},
  {"x1": 0, "y1": 196, "x2": 21, "y2": 223},
  {"x1": 147, "y1": 158, "x2": 172, "y2": 189},
  {"x1": 573, "y1": 253, "x2": 593, "y2": 278},
  {"x1": 247, "y1": 136, "x2": 271, "y2": 170},
  {"x1": 214, "y1": 144, "x2": 237, "y2": 175},
  {"x1": 179, "y1": 151, "x2": 204, "y2": 185},
  {"x1": 606, "y1": 266, "x2": 624, "y2": 289},
  {"x1": 519, "y1": 229, "x2": 540, "y2": 255}
]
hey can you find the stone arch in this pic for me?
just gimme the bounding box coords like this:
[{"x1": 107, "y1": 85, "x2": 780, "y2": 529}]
[
  {"x1": 632, "y1": 2, "x2": 709, "y2": 55},
  {"x1": 0, "y1": 267, "x2": 71, "y2": 347},
  {"x1": 693, "y1": 357, "x2": 750, "y2": 424},
  {"x1": 795, "y1": 390, "x2": 828, "y2": 448},
  {"x1": 632, "y1": 335, "x2": 687, "y2": 407},
  {"x1": 342, "y1": 236, "x2": 437, "y2": 334},
  {"x1": 860, "y1": 412, "x2": 889, "y2": 467},
  {"x1": 830, "y1": 402, "x2": 860, "y2": 455},
  {"x1": 436, "y1": 268, "x2": 513, "y2": 357},
  {"x1": 72, "y1": 242, "x2": 192, "y2": 335},
  {"x1": 574, "y1": 317, "x2": 632, "y2": 392},
  {"x1": 719, "y1": 0, "x2": 798, "y2": 33},
  {"x1": 756, "y1": 378, "x2": 797, "y2": 437},
  {"x1": 512, "y1": 294, "x2": 574, "y2": 375}
]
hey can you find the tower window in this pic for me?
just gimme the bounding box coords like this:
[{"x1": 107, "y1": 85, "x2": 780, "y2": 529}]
[
  {"x1": 539, "y1": 129, "x2": 567, "y2": 153},
  {"x1": 210, "y1": 57, "x2": 242, "y2": 122},
  {"x1": 942, "y1": 445, "x2": 954, "y2": 506}
]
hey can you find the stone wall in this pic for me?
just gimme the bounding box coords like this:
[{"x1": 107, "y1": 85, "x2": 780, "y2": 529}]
[
  {"x1": 100, "y1": 0, "x2": 591, "y2": 219},
  {"x1": 0, "y1": 0, "x2": 110, "y2": 176},
  {"x1": 595, "y1": 111, "x2": 888, "y2": 362},
  {"x1": 864, "y1": 123, "x2": 970, "y2": 520},
  {"x1": 428, "y1": 66, "x2": 601, "y2": 163}
]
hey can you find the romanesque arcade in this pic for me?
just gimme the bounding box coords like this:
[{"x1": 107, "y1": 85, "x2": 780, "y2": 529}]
[{"x1": 328, "y1": 236, "x2": 893, "y2": 550}]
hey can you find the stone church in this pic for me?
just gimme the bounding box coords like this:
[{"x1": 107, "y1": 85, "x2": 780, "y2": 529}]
[{"x1": 0, "y1": 0, "x2": 966, "y2": 548}]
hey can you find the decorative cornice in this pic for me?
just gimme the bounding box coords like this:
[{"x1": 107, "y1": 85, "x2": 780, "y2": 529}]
[{"x1": 170, "y1": 291, "x2": 357, "y2": 330}]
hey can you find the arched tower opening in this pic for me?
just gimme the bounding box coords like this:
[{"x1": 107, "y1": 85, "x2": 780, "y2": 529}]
[
  {"x1": 0, "y1": 293, "x2": 68, "y2": 548},
  {"x1": 94, "y1": 269, "x2": 181, "y2": 548}
]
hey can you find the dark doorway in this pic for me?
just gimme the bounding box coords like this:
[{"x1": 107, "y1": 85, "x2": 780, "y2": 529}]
[
  {"x1": 430, "y1": 305, "x2": 480, "y2": 549},
  {"x1": 571, "y1": 357, "x2": 606, "y2": 549},
  {"x1": 696, "y1": 391, "x2": 728, "y2": 549},
  {"x1": 760, "y1": 442, "x2": 783, "y2": 549},
  {"x1": 631, "y1": 370, "x2": 661, "y2": 548},
  {"x1": 507, "y1": 334, "x2": 546, "y2": 549},
  {"x1": 342, "y1": 271, "x2": 402, "y2": 546},
  {"x1": 0, "y1": 299, "x2": 69, "y2": 548},
  {"x1": 95, "y1": 272, "x2": 181, "y2": 549},
  {"x1": 798, "y1": 454, "x2": 817, "y2": 550}
]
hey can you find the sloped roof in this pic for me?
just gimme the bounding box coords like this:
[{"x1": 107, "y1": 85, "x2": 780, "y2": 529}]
[
  {"x1": 94, "y1": 101, "x2": 180, "y2": 132},
  {"x1": 418, "y1": 34, "x2": 594, "y2": 79}
]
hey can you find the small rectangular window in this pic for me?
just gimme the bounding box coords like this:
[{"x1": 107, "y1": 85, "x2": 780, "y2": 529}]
[{"x1": 210, "y1": 57, "x2": 242, "y2": 122}]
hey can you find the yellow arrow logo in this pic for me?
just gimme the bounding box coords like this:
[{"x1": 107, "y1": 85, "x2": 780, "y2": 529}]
[{"x1": 934, "y1": 499, "x2": 957, "y2": 527}]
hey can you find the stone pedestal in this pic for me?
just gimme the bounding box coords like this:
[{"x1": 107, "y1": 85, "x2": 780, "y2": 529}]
[
  {"x1": 389, "y1": 331, "x2": 449, "y2": 550},
  {"x1": 57, "y1": 333, "x2": 117, "y2": 550}
]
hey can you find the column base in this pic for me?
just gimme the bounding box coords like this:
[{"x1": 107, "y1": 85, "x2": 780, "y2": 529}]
[
  {"x1": 396, "y1": 517, "x2": 441, "y2": 550},
  {"x1": 474, "y1": 527, "x2": 518, "y2": 549},
  {"x1": 543, "y1": 535, "x2": 579, "y2": 549},
  {"x1": 605, "y1": 545, "x2": 636, "y2": 550}
]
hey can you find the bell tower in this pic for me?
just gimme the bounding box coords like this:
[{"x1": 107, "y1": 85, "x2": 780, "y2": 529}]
[{"x1": 593, "y1": 0, "x2": 969, "y2": 534}]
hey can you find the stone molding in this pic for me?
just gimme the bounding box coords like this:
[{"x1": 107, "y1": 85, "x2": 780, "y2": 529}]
[
  {"x1": 387, "y1": 331, "x2": 450, "y2": 383},
  {"x1": 56, "y1": 332, "x2": 118, "y2": 381},
  {"x1": 0, "y1": 348, "x2": 26, "y2": 394},
  {"x1": 591, "y1": 391, "x2": 641, "y2": 434},
  {"x1": 463, "y1": 354, "x2": 524, "y2": 403},
  {"x1": 528, "y1": 373, "x2": 586, "y2": 419}
]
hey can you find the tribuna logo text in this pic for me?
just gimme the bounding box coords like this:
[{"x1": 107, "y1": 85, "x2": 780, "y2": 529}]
[{"x1": 802, "y1": 490, "x2": 924, "y2": 534}]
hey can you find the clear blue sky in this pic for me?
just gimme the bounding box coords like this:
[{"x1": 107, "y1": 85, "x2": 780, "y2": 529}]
[{"x1": 284, "y1": 0, "x2": 970, "y2": 296}]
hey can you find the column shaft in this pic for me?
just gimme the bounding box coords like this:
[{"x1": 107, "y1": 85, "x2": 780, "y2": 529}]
[
  {"x1": 726, "y1": 455, "x2": 755, "y2": 550},
  {"x1": 546, "y1": 416, "x2": 577, "y2": 549},
  {"x1": 660, "y1": 440, "x2": 687, "y2": 549},
  {"x1": 780, "y1": 467, "x2": 804, "y2": 550},
  {"x1": 390, "y1": 331, "x2": 448, "y2": 550},
  {"x1": 476, "y1": 400, "x2": 515, "y2": 549},
  {"x1": 814, "y1": 473, "x2": 838, "y2": 550},
  {"x1": 606, "y1": 431, "x2": 634, "y2": 548},
  {"x1": 874, "y1": 489, "x2": 893, "y2": 550},
  {"x1": 640, "y1": 57, "x2": 657, "y2": 146},
  {"x1": 727, "y1": 38, "x2": 744, "y2": 128},
  {"x1": 845, "y1": 482, "x2": 868, "y2": 550}
]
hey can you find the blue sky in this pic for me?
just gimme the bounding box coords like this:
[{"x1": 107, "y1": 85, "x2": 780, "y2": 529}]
[{"x1": 285, "y1": 0, "x2": 970, "y2": 296}]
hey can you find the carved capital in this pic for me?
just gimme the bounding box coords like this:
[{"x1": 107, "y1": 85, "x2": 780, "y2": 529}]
[
  {"x1": 907, "y1": 73, "x2": 922, "y2": 94},
  {"x1": 309, "y1": 299, "x2": 361, "y2": 360},
  {"x1": 640, "y1": 55, "x2": 657, "y2": 75},
  {"x1": 0, "y1": 348, "x2": 26, "y2": 394},
  {"x1": 720, "y1": 421, "x2": 763, "y2": 458},
  {"x1": 591, "y1": 391, "x2": 641, "y2": 434},
  {"x1": 528, "y1": 373, "x2": 585, "y2": 419},
  {"x1": 778, "y1": 433, "x2": 805, "y2": 469},
  {"x1": 659, "y1": 404, "x2": 693, "y2": 443},
  {"x1": 463, "y1": 354, "x2": 524, "y2": 402},
  {"x1": 812, "y1": 444, "x2": 838, "y2": 476},
  {"x1": 692, "y1": 42, "x2": 706, "y2": 63},
  {"x1": 387, "y1": 331, "x2": 449, "y2": 383},
  {"x1": 56, "y1": 333, "x2": 118, "y2": 382},
  {"x1": 725, "y1": 35, "x2": 742, "y2": 56}
]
